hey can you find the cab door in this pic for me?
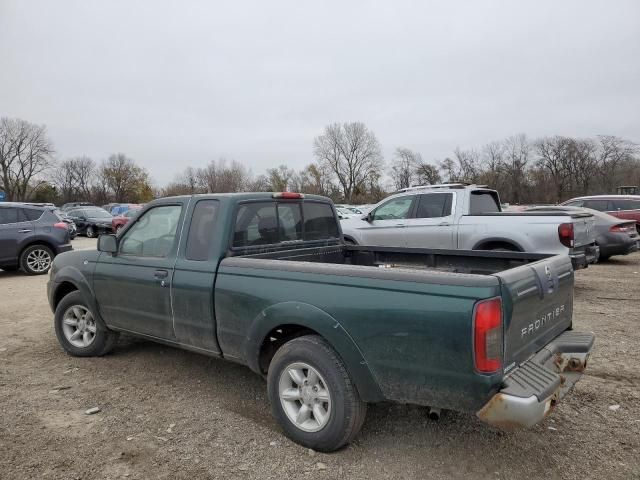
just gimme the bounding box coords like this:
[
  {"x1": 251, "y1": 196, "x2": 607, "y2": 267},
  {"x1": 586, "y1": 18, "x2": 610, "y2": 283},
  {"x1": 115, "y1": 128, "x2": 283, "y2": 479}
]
[
  {"x1": 405, "y1": 193, "x2": 456, "y2": 249},
  {"x1": 358, "y1": 195, "x2": 416, "y2": 247},
  {"x1": 93, "y1": 202, "x2": 186, "y2": 340}
]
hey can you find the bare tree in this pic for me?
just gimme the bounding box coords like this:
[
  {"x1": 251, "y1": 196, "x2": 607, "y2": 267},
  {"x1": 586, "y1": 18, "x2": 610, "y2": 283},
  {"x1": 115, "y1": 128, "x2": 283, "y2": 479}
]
[
  {"x1": 100, "y1": 153, "x2": 151, "y2": 202},
  {"x1": 313, "y1": 122, "x2": 383, "y2": 203},
  {"x1": 535, "y1": 136, "x2": 574, "y2": 202},
  {"x1": 390, "y1": 147, "x2": 421, "y2": 190},
  {"x1": 0, "y1": 117, "x2": 54, "y2": 201},
  {"x1": 414, "y1": 161, "x2": 442, "y2": 185},
  {"x1": 595, "y1": 136, "x2": 638, "y2": 193},
  {"x1": 503, "y1": 134, "x2": 531, "y2": 204},
  {"x1": 266, "y1": 164, "x2": 295, "y2": 191},
  {"x1": 52, "y1": 156, "x2": 96, "y2": 203},
  {"x1": 438, "y1": 157, "x2": 459, "y2": 182},
  {"x1": 297, "y1": 163, "x2": 335, "y2": 196},
  {"x1": 197, "y1": 158, "x2": 250, "y2": 193}
]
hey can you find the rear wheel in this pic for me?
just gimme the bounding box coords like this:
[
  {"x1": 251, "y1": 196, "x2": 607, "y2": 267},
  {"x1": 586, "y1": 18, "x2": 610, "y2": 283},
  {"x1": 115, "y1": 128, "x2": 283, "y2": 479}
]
[
  {"x1": 85, "y1": 225, "x2": 96, "y2": 238},
  {"x1": 20, "y1": 244, "x2": 53, "y2": 275},
  {"x1": 54, "y1": 291, "x2": 119, "y2": 357},
  {"x1": 267, "y1": 335, "x2": 367, "y2": 452}
]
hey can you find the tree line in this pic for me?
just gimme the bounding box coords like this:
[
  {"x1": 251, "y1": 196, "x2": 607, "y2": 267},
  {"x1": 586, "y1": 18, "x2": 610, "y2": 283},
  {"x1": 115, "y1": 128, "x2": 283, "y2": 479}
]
[{"x1": 1, "y1": 116, "x2": 638, "y2": 206}]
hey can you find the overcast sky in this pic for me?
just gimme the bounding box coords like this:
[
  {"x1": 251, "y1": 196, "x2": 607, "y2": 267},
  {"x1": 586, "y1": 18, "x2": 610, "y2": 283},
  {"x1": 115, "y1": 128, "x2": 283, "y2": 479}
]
[{"x1": 1, "y1": 0, "x2": 639, "y2": 186}]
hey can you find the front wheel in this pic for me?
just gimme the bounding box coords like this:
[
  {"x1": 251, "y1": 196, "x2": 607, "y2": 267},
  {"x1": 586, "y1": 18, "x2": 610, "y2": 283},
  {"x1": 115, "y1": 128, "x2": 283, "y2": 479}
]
[
  {"x1": 54, "y1": 291, "x2": 119, "y2": 357},
  {"x1": 267, "y1": 335, "x2": 367, "y2": 452}
]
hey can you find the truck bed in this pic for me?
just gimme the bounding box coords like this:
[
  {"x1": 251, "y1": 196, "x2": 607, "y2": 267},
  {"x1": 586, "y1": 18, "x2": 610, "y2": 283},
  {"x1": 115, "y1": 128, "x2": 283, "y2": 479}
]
[{"x1": 238, "y1": 244, "x2": 551, "y2": 276}]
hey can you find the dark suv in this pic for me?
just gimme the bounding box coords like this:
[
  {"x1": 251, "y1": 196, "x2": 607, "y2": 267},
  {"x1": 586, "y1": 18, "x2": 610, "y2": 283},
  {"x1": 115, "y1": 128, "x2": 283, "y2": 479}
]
[{"x1": 0, "y1": 203, "x2": 73, "y2": 275}]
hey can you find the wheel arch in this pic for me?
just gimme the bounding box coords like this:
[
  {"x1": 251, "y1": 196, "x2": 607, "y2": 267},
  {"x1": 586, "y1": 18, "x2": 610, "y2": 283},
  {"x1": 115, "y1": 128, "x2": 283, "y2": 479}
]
[
  {"x1": 51, "y1": 267, "x2": 108, "y2": 330},
  {"x1": 245, "y1": 301, "x2": 384, "y2": 403},
  {"x1": 472, "y1": 237, "x2": 524, "y2": 251}
]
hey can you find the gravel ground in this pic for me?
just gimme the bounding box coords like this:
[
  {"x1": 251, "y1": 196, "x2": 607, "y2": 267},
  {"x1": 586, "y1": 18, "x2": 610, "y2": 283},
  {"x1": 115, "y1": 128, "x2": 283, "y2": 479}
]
[{"x1": 1, "y1": 238, "x2": 639, "y2": 480}]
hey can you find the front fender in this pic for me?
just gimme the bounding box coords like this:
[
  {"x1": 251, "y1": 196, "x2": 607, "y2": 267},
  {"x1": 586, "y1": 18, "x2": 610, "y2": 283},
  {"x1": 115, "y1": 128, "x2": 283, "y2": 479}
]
[
  {"x1": 49, "y1": 265, "x2": 107, "y2": 331},
  {"x1": 244, "y1": 301, "x2": 384, "y2": 403}
]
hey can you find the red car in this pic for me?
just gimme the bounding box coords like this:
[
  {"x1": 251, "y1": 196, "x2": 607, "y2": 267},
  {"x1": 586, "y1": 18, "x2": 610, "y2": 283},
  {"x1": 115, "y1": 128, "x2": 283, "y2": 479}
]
[
  {"x1": 561, "y1": 195, "x2": 640, "y2": 233},
  {"x1": 111, "y1": 208, "x2": 142, "y2": 234}
]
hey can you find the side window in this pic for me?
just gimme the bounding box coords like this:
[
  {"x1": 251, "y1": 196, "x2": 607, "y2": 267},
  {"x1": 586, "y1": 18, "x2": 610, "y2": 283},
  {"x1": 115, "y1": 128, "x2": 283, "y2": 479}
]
[
  {"x1": 583, "y1": 200, "x2": 609, "y2": 211},
  {"x1": 0, "y1": 207, "x2": 18, "y2": 224},
  {"x1": 611, "y1": 199, "x2": 637, "y2": 211},
  {"x1": 22, "y1": 208, "x2": 43, "y2": 221},
  {"x1": 277, "y1": 203, "x2": 303, "y2": 242},
  {"x1": 415, "y1": 193, "x2": 452, "y2": 218},
  {"x1": 372, "y1": 196, "x2": 414, "y2": 221},
  {"x1": 233, "y1": 202, "x2": 278, "y2": 247},
  {"x1": 185, "y1": 200, "x2": 219, "y2": 261},
  {"x1": 119, "y1": 205, "x2": 182, "y2": 257},
  {"x1": 469, "y1": 191, "x2": 500, "y2": 214},
  {"x1": 303, "y1": 202, "x2": 339, "y2": 240}
]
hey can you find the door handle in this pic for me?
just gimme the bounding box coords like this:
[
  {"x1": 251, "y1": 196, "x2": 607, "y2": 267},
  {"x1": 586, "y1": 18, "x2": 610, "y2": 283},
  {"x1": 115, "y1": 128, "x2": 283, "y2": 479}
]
[
  {"x1": 18, "y1": 229, "x2": 32, "y2": 233},
  {"x1": 154, "y1": 269, "x2": 169, "y2": 279},
  {"x1": 437, "y1": 222, "x2": 451, "y2": 226}
]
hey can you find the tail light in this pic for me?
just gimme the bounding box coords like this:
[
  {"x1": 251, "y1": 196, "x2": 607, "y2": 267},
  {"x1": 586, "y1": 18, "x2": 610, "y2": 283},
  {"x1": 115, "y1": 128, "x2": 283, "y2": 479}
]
[
  {"x1": 273, "y1": 192, "x2": 304, "y2": 199},
  {"x1": 558, "y1": 222, "x2": 574, "y2": 247},
  {"x1": 609, "y1": 224, "x2": 631, "y2": 233},
  {"x1": 53, "y1": 222, "x2": 68, "y2": 230},
  {"x1": 473, "y1": 297, "x2": 503, "y2": 373}
]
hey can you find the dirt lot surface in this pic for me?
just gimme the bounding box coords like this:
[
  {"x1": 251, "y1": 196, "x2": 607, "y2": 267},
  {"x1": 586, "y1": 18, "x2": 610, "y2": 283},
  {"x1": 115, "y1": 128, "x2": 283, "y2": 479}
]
[{"x1": 1, "y1": 238, "x2": 639, "y2": 480}]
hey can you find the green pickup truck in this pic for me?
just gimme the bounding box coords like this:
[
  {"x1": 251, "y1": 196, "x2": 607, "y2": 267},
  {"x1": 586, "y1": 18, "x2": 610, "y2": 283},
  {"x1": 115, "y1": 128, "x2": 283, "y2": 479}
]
[{"x1": 48, "y1": 192, "x2": 594, "y2": 451}]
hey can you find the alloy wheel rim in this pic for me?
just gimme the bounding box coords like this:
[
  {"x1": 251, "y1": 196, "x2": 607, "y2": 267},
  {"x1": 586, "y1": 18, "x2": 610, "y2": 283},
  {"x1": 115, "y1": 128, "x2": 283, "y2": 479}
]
[
  {"x1": 278, "y1": 362, "x2": 332, "y2": 432},
  {"x1": 62, "y1": 305, "x2": 97, "y2": 348},
  {"x1": 26, "y1": 249, "x2": 51, "y2": 273}
]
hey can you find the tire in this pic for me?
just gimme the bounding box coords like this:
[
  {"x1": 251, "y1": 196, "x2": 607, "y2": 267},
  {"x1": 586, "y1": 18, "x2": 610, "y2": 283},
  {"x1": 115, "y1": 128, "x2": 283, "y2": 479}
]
[
  {"x1": 54, "y1": 291, "x2": 119, "y2": 357},
  {"x1": 86, "y1": 226, "x2": 96, "y2": 238},
  {"x1": 20, "y1": 244, "x2": 54, "y2": 275},
  {"x1": 267, "y1": 335, "x2": 367, "y2": 452}
]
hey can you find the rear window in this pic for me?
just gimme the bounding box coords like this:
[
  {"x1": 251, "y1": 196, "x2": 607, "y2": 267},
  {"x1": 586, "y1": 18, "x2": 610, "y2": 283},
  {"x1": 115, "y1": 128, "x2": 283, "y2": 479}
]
[
  {"x1": 415, "y1": 193, "x2": 452, "y2": 218},
  {"x1": 233, "y1": 201, "x2": 338, "y2": 247},
  {"x1": 303, "y1": 202, "x2": 339, "y2": 240},
  {"x1": 469, "y1": 191, "x2": 500, "y2": 214}
]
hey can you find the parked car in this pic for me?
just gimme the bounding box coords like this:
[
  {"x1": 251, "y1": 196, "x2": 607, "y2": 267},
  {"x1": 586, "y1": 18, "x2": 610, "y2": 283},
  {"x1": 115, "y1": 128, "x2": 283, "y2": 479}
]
[
  {"x1": 341, "y1": 184, "x2": 600, "y2": 269},
  {"x1": 335, "y1": 206, "x2": 359, "y2": 219},
  {"x1": 110, "y1": 203, "x2": 143, "y2": 216},
  {"x1": 48, "y1": 192, "x2": 593, "y2": 451},
  {"x1": 0, "y1": 203, "x2": 72, "y2": 274},
  {"x1": 65, "y1": 207, "x2": 113, "y2": 238},
  {"x1": 526, "y1": 206, "x2": 639, "y2": 260},
  {"x1": 61, "y1": 201, "x2": 94, "y2": 212},
  {"x1": 561, "y1": 195, "x2": 640, "y2": 233},
  {"x1": 111, "y1": 207, "x2": 142, "y2": 233},
  {"x1": 52, "y1": 208, "x2": 77, "y2": 239}
]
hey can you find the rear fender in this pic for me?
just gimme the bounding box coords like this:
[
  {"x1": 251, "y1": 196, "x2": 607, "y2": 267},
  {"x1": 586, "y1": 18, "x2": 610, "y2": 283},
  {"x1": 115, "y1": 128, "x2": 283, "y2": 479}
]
[{"x1": 244, "y1": 301, "x2": 384, "y2": 403}]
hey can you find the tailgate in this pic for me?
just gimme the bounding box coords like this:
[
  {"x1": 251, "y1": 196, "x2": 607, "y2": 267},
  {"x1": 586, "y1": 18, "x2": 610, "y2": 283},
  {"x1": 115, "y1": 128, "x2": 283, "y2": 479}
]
[
  {"x1": 570, "y1": 213, "x2": 596, "y2": 247},
  {"x1": 494, "y1": 254, "x2": 575, "y2": 371}
]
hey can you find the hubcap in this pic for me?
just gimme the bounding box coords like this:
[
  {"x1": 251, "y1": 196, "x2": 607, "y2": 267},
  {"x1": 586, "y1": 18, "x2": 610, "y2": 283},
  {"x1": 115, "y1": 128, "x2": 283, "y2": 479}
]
[
  {"x1": 26, "y1": 249, "x2": 51, "y2": 273},
  {"x1": 279, "y1": 362, "x2": 332, "y2": 432},
  {"x1": 61, "y1": 305, "x2": 97, "y2": 348}
]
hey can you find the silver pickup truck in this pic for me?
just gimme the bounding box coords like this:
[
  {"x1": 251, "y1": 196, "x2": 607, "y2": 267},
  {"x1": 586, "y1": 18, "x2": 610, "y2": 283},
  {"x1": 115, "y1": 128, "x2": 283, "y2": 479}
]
[{"x1": 341, "y1": 184, "x2": 599, "y2": 269}]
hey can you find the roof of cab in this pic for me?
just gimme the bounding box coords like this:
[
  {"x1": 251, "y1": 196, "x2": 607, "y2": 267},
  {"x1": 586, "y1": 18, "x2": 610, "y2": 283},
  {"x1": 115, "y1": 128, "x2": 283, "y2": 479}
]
[{"x1": 153, "y1": 192, "x2": 333, "y2": 203}]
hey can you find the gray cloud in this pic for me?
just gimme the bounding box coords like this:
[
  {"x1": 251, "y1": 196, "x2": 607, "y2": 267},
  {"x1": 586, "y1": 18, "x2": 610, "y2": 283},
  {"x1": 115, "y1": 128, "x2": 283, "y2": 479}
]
[{"x1": 1, "y1": 0, "x2": 639, "y2": 186}]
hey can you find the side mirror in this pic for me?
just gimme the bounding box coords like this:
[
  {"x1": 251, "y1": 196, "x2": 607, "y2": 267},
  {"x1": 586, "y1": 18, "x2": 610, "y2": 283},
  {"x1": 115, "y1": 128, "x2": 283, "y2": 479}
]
[
  {"x1": 97, "y1": 234, "x2": 118, "y2": 254},
  {"x1": 364, "y1": 212, "x2": 373, "y2": 222}
]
